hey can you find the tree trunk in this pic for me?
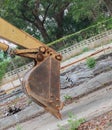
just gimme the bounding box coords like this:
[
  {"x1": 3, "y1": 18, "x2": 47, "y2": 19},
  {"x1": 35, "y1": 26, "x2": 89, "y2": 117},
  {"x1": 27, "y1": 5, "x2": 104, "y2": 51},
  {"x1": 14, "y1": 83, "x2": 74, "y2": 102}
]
[
  {"x1": 34, "y1": 21, "x2": 51, "y2": 43},
  {"x1": 53, "y1": 2, "x2": 70, "y2": 39},
  {"x1": 90, "y1": 9, "x2": 97, "y2": 21},
  {"x1": 103, "y1": 0, "x2": 112, "y2": 16},
  {"x1": 21, "y1": 10, "x2": 50, "y2": 42},
  {"x1": 55, "y1": 12, "x2": 64, "y2": 39}
]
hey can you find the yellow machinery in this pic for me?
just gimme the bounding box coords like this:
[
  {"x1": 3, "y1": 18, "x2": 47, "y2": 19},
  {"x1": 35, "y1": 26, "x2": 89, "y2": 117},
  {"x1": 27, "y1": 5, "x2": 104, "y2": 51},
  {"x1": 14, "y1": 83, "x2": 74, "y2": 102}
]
[{"x1": 0, "y1": 18, "x2": 63, "y2": 119}]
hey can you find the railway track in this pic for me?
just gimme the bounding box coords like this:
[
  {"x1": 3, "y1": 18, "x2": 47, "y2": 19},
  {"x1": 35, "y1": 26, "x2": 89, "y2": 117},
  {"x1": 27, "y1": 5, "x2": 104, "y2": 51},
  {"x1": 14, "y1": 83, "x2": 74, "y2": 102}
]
[
  {"x1": 6, "y1": 71, "x2": 112, "y2": 130},
  {"x1": 0, "y1": 47, "x2": 112, "y2": 129},
  {"x1": 1, "y1": 43, "x2": 112, "y2": 94}
]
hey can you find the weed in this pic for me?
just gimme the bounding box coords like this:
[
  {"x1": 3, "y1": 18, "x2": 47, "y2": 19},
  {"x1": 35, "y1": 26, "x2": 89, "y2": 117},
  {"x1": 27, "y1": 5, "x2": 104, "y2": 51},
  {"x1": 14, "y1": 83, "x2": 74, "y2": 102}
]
[
  {"x1": 86, "y1": 57, "x2": 96, "y2": 68},
  {"x1": 68, "y1": 113, "x2": 85, "y2": 130},
  {"x1": 16, "y1": 124, "x2": 22, "y2": 130},
  {"x1": 58, "y1": 112, "x2": 85, "y2": 130},
  {"x1": 27, "y1": 99, "x2": 32, "y2": 105},
  {"x1": 82, "y1": 47, "x2": 89, "y2": 52},
  {"x1": 64, "y1": 95, "x2": 72, "y2": 100},
  {"x1": 57, "y1": 124, "x2": 65, "y2": 130}
]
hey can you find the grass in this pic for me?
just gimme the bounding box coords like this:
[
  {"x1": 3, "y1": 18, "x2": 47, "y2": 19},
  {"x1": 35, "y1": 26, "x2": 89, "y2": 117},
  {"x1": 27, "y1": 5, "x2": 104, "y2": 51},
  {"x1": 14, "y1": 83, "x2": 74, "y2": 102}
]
[
  {"x1": 16, "y1": 124, "x2": 22, "y2": 130},
  {"x1": 82, "y1": 47, "x2": 89, "y2": 52},
  {"x1": 86, "y1": 57, "x2": 96, "y2": 68},
  {"x1": 64, "y1": 95, "x2": 72, "y2": 100},
  {"x1": 58, "y1": 112, "x2": 85, "y2": 130}
]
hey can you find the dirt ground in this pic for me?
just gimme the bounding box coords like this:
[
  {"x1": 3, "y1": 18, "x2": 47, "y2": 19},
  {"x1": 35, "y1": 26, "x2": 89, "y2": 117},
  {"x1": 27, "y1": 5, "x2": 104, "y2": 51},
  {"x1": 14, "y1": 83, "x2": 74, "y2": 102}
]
[
  {"x1": 1, "y1": 51, "x2": 112, "y2": 130},
  {"x1": 78, "y1": 110, "x2": 112, "y2": 130}
]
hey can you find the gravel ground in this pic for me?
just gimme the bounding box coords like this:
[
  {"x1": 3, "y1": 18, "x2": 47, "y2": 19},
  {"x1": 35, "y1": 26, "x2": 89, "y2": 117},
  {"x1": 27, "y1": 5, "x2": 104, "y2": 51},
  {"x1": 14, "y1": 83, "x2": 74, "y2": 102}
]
[
  {"x1": 1, "y1": 52, "x2": 112, "y2": 130},
  {"x1": 78, "y1": 110, "x2": 112, "y2": 130}
]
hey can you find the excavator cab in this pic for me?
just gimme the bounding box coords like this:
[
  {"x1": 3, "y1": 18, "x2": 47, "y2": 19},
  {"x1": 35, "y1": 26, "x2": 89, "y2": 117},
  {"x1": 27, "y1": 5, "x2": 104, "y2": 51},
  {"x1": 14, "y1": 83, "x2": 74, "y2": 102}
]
[{"x1": 0, "y1": 18, "x2": 63, "y2": 119}]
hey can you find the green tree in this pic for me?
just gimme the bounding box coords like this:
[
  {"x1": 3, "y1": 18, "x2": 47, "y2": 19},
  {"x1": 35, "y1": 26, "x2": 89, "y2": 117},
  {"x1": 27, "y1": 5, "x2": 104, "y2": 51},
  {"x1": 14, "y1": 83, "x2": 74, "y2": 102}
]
[
  {"x1": 70, "y1": 0, "x2": 107, "y2": 22},
  {"x1": 103, "y1": 0, "x2": 112, "y2": 16},
  {"x1": 0, "y1": 0, "x2": 110, "y2": 43},
  {"x1": 0, "y1": 0, "x2": 97, "y2": 42},
  {"x1": 0, "y1": 0, "x2": 73, "y2": 42}
]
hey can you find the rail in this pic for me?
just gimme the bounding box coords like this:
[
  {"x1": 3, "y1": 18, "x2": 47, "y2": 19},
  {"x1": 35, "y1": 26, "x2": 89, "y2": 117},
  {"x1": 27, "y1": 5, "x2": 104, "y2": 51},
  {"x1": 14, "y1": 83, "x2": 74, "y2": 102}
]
[{"x1": 0, "y1": 29, "x2": 112, "y2": 88}]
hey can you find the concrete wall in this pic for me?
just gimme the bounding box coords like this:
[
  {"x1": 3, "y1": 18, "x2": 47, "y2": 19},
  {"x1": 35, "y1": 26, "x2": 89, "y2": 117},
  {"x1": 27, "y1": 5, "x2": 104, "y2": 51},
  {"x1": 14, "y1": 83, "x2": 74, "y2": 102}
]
[{"x1": 0, "y1": 29, "x2": 112, "y2": 87}]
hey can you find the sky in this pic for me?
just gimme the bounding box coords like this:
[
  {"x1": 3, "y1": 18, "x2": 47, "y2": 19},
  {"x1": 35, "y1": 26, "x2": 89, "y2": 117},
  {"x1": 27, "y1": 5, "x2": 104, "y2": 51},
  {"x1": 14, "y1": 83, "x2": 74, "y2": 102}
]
[{"x1": 0, "y1": 38, "x2": 16, "y2": 48}]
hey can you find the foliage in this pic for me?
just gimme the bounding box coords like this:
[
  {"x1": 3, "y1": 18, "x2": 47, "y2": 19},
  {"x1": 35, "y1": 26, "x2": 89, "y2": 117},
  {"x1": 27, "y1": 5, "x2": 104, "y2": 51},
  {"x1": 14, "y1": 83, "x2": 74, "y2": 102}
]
[
  {"x1": 0, "y1": 56, "x2": 32, "y2": 81},
  {"x1": 1, "y1": 0, "x2": 110, "y2": 43},
  {"x1": 11, "y1": 57, "x2": 32, "y2": 68},
  {"x1": 16, "y1": 124, "x2": 22, "y2": 130},
  {"x1": 58, "y1": 113, "x2": 85, "y2": 130},
  {"x1": 0, "y1": 0, "x2": 75, "y2": 42},
  {"x1": 64, "y1": 94, "x2": 72, "y2": 100},
  {"x1": 71, "y1": 0, "x2": 107, "y2": 22},
  {"x1": 57, "y1": 124, "x2": 65, "y2": 130},
  {"x1": 0, "y1": 61, "x2": 9, "y2": 80},
  {"x1": 0, "y1": 51, "x2": 3, "y2": 62},
  {"x1": 67, "y1": 113, "x2": 85, "y2": 130},
  {"x1": 4, "y1": 57, "x2": 32, "y2": 72},
  {"x1": 82, "y1": 47, "x2": 89, "y2": 52},
  {"x1": 103, "y1": 0, "x2": 112, "y2": 16},
  {"x1": 48, "y1": 17, "x2": 112, "y2": 50},
  {"x1": 86, "y1": 57, "x2": 96, "y2": 68},
  {"x1": 0, "y1": 51, "x2": 8, "y2": 61}
]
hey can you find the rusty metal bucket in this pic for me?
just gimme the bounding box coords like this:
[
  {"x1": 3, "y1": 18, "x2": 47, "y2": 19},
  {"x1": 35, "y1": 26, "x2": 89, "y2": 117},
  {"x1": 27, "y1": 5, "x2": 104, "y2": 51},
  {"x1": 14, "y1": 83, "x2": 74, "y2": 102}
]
[{"x1": 22, "y1": 57, "x2": 63, "y2": 119}]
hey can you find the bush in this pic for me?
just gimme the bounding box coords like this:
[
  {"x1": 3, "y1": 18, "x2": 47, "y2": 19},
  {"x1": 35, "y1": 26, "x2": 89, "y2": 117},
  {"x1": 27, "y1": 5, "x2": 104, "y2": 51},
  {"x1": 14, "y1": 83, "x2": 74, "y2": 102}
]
[
  {"x1": 86, "y1": 57, "x2": 96, "y2": 68},
  {"x1": 0, "y1": 61, "x2": 9, "y2": 81},
  {"x1": 0, "y1": 56, "x2": 32, "y2": 81},
  {"x1": 11, "y1": 57, "x2": 32, "y2": 68}
]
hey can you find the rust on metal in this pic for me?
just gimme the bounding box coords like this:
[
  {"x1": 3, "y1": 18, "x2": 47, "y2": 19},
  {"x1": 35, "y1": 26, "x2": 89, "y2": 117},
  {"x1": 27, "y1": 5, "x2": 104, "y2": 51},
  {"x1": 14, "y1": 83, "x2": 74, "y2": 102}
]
[
  {"x1": 61, "y1": 46, "x2": 112, "y2": 70},
  {"x1": 23, "y1": 57, "x2": 63, "y2": 119}
]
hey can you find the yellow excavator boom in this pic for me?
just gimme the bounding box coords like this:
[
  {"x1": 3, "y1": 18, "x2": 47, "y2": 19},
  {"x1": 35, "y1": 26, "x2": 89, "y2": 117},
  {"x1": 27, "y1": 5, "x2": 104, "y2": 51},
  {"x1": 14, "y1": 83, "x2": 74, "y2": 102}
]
[
  {"x1": 0, "y1": 42, "x2": 9, "y2": 52},
  {"x1": 0, "y1": 18, "x2": 63, "y2": 119},
  {"x1": 0, "y1": 18, "x2": 47, "y2": 49}
]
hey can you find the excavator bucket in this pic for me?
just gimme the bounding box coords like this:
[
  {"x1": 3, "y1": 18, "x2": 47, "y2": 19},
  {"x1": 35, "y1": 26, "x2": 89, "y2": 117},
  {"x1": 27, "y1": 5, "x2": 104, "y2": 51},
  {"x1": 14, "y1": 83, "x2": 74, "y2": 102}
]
[{"x1": 22, "y1": 57, "x2": 63, "y2": 119}]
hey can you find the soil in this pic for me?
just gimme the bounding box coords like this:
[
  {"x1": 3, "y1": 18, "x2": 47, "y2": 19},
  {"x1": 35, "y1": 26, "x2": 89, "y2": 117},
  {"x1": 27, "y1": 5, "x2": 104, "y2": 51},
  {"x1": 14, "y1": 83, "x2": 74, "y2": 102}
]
[
  {"x1": 78, "y1": 110, "x2": 112, "y2": 130},
  {"x1": 1, "y1": 52, "x2": 112, "y2": 130}
]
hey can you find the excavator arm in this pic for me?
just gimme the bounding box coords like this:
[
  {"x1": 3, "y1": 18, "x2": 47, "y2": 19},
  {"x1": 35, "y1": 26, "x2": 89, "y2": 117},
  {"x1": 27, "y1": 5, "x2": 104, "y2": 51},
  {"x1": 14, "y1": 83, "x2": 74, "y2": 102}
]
[
  {"x1": 0, "y1": 42, "x2": 9, "y2": 52},
  {"x1": 0, "y1": 18, "x2": 63, "y2": 119}
]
